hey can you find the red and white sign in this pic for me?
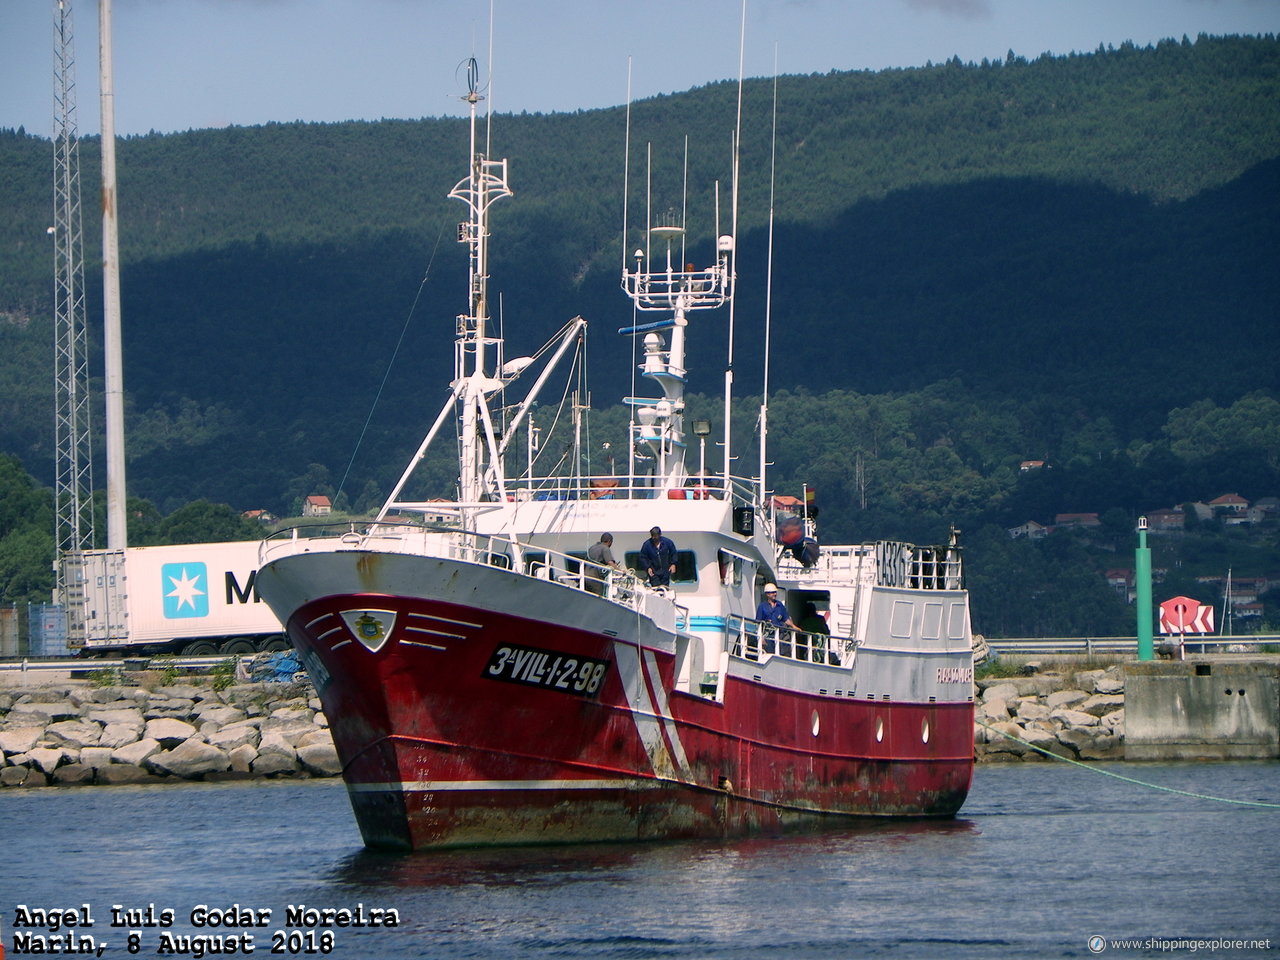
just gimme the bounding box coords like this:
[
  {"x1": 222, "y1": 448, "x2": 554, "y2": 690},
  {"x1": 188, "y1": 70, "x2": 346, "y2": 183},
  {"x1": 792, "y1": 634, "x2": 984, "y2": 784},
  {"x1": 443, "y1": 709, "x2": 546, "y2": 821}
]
[{"x1": 1159, "y1": 595, "x2": 1215, "y2": 635}]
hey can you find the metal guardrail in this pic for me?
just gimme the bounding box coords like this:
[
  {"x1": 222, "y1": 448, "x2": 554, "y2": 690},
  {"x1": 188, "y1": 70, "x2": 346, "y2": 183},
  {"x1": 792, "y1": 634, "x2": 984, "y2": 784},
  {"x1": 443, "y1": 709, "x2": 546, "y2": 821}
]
[
  {"x1": 986, "y1": 635, "x2": 1280, "y2": 656},
  {"x1": 724, "y1": 613, "x2": 854, "y2": 667},
  {"x1": 7, "y1": 637, "x2": 1277, "y2": 674},
  {"x1": 0, "y1": 655, "x2": 245, "y2": 675},
  {"x1": 260, "y1": 523, "x2": 691, "y2": 633}
]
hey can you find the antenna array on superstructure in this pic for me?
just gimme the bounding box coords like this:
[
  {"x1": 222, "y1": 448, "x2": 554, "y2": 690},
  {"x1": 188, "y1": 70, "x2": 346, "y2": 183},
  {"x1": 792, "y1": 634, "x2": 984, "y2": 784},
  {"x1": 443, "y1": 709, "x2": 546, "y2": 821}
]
[{"x1": 52, "y1": 0, "x2": 96, "y2": 588}]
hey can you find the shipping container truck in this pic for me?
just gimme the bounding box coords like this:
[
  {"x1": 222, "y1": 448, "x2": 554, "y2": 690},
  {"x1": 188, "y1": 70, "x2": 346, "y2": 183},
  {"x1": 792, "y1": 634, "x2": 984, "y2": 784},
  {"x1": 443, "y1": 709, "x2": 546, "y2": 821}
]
[{"x1": 61, "y1": 540, "x2": 289, "y2": 655}]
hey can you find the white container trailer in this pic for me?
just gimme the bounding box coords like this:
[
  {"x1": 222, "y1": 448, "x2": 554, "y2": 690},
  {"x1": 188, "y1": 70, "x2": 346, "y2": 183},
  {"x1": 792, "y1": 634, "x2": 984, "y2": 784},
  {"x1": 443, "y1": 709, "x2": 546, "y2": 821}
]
[{"x1": 62, "y1": 541, "x2": 288, "y2": 655}]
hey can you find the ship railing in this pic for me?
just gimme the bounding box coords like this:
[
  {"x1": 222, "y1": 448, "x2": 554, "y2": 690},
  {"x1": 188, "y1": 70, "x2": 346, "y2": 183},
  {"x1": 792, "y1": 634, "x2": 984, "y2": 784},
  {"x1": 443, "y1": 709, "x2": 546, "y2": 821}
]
[
  {"x1": 775, "y1": 543, "x2": 878, "y2": 586},
  {"x1": 725, "y1": 614, "x2": 855, "y2": 668},
  {"x1": 768, "y1": 542, "x2": 962, "y2": 593},
  {"x1": 267, "y1": 473, "x2": 764, "y2": 517},
  {"x1": 260, "y1": 520, "x2": 455, "y2": 561},
  {"x1": 472, "y1": 534, "x2": 690, "y2": 631},
  {"x1": 775, "y1": 540, "x2": 965, "y2": 591},
  {"x1": 622, "y1": 262, "x2": 731, "y2": 313},
  {"x1": 871, "y1": 541, "x2": 964, "y2": 590},
  {"x1": 494, "y1": 472, "x2": 762, "y2": 506},
  {"x1": 260, "y1": 522, "x2": 688, "y2": 631}
]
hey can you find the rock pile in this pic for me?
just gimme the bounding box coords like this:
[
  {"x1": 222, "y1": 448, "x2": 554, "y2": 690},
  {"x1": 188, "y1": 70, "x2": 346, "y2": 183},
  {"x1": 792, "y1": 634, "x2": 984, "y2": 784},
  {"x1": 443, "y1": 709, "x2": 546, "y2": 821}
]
[
  {"x1": 0, "y1": 673, "x2": 340, "y2": 788},
  {"x1": 975, "y1": 663, "x2": 1126, "y2": 761},
  {"x1": 3, "y1": 661, "x2": 1128, "y2": 783}
]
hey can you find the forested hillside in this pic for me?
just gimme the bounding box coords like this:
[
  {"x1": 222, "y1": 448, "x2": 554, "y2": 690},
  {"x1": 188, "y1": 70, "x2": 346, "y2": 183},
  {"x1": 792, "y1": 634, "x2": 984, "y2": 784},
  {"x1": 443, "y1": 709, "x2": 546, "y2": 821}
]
[{"x1": 1, "y1": 34, "x2": 1278, "y2": 635}]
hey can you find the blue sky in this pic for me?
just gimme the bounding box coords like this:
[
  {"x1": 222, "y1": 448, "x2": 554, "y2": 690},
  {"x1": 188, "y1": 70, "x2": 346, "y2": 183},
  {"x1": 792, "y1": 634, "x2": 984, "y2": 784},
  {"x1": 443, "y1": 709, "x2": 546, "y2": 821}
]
[{"x1": 2, "y1": 0, "x2": 1278, "y2": 137}]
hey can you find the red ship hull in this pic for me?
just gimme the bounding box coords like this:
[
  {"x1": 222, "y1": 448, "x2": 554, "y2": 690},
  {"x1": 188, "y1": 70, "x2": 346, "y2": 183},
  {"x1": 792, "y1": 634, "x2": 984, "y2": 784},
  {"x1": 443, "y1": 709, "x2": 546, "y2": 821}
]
[{"x1": 282, "y1": 588, "x2": 974, "y2": 850}]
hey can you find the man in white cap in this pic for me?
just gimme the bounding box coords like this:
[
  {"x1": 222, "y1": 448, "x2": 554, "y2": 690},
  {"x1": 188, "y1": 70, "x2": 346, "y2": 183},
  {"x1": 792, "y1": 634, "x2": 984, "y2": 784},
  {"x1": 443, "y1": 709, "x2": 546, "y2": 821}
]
[{"x1": 756, "y1": 583, "x2": 798, "y2": 653}]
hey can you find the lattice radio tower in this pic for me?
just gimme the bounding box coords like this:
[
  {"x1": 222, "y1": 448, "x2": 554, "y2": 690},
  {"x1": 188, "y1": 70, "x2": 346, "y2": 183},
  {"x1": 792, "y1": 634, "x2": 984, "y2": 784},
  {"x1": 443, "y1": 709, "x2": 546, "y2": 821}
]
[{"x1": 52, "y1": 0, "x2": 96, "y2": 593}]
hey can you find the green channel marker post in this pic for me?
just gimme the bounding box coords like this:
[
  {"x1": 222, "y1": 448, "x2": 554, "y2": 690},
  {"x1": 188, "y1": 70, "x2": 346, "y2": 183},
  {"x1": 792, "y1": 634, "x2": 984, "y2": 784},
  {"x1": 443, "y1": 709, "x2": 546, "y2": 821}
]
[{"x1": 1136, "y1": 516, "x2": 1153, "y2": 660}]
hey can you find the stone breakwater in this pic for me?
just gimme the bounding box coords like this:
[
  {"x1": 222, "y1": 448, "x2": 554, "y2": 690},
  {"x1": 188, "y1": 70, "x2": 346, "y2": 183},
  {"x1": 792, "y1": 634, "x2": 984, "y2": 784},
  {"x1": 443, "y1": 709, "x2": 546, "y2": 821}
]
[
  {"x1": 0, "y1": 675, "x2": 339, "y2": 788},
  {"x1": 1, "y1": 662, "x2": 1126, "y2": 785},
  {"x1": 975, "y1": 663, "x2": 1126, "y2": 761}
]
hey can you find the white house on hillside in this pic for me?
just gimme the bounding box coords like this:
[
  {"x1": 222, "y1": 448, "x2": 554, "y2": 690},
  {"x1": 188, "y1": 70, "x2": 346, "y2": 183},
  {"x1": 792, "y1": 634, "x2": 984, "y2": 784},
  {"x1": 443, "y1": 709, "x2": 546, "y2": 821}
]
[{"x1": 303, "y1": 494, "x2": 332, "y2": 517}]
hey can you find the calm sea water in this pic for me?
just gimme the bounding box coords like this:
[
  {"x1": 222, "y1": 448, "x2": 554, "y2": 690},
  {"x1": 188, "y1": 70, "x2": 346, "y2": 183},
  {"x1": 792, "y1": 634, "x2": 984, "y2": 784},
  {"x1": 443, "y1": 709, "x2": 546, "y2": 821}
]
[{"x1": 3, "y1": 761, "x2": 1278, "y2": 959}]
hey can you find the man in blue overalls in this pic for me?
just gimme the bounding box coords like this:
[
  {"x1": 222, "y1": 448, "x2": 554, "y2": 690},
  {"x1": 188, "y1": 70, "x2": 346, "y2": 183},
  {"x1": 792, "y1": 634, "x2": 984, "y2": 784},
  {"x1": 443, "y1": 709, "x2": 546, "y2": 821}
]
[
  {"x1": 640, "y1": 526, "x2": 677, "y2": 587},
  {"x1": 755, "y1": 583, "x2": 799, "y2": 654}
]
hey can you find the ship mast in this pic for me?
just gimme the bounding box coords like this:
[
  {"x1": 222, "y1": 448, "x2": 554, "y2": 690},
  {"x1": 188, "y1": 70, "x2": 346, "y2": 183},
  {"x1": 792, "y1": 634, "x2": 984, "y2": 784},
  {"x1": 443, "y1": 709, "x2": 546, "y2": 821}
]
[
  {"x1": 448, "y1": 58, "x2": 512, "y2": 505},
  {"x1": 620, "y1": 201, "x2": 734, "y2": 488},
  {"x1": 372, "y1": 58, "x2": 585, "y2": 525}
]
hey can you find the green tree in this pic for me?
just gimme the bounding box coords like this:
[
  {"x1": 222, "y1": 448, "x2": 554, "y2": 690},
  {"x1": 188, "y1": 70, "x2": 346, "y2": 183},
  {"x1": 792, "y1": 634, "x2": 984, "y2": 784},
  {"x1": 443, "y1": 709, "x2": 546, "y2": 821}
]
[
  {"x1": 1164, "y1": 393, "x2": 1280, "y2": 471},
  {"x1": 965, "y1": 523, "x2": 1131, "y2": 637},
  {"x1": 154, "y1": 500, "x2": 264, "y2": 544},
  {"x1": 0, "y1": 454, "x2": 54, "y2": 602},
  {"x1": 123, "y1": 497, "x2": 164, "y2": 546},
  {"x1": 0, "y1": 526, "x2": 53, "y2": 602},
  {"x1": 0, "y1": 453, "x2": 51, "y2": 538},
  {"x1": 1259, "y1": 587, "x2": 1280, "y2": 632}
]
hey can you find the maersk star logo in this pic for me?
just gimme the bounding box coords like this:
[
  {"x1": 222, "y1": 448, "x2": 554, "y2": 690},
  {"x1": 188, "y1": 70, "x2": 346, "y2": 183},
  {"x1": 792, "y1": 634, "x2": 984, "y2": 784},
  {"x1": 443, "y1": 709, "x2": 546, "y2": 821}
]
[{"x1": 162, "y1": 562, "x2": 209, "y2": 619}]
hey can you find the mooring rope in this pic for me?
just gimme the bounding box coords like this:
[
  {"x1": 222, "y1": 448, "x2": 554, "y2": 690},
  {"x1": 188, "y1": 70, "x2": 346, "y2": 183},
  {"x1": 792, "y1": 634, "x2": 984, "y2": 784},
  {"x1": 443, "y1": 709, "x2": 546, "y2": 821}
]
[{"x1": 975, "y1": 717, "x2": 1280, "y2": 809}]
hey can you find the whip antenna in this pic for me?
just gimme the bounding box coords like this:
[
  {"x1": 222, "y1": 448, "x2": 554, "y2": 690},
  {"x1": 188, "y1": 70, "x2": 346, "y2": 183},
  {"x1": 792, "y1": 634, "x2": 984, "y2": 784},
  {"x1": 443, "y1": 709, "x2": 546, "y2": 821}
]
[
  {"x1": 723, "y1": 0, "x2": 746, "y2": 488},
  {"x1": 760, "y1": 47, "x2": 778, "y2": 501}
]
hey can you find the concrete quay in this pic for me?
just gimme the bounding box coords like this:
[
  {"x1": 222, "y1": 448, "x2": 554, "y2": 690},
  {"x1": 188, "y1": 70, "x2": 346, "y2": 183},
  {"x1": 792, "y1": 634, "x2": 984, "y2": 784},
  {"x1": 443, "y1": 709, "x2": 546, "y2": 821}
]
[
  {"x1": 1125, "y1": 657, "x2": 1280, "y2": 760},
  {"x1": 976, "y1": 654, "x2": 1280, "y2": 762}
]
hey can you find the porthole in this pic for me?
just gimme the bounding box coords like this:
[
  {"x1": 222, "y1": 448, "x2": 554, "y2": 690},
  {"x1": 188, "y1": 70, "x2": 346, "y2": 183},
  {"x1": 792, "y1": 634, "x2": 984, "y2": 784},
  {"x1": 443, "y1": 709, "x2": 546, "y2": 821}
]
[
  {"x1": 921, "y1": 717, "x2": 931, "y2": 743},
  {"x1": 875, "y1": 717, "x2": 884, "y2": 743},
  {"x1": 811, "y1": 710, "x2": 821, "y2": 737}
]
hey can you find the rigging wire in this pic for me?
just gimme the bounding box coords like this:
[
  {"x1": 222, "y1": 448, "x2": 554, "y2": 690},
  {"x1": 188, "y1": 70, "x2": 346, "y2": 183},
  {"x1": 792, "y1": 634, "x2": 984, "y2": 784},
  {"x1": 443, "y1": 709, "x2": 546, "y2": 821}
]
[
  {"x1": 580, "y1": 327, "x2": 591, "y2": 478},
  {"x1": 486, "y1": 0, "x2": 495, "y2": 157},
  {"x1": 621, "y1": 58, "x2": 633, "y2": 277},
  {"x1": 723, "y1": 0, "x2": 747, "y2": 486},
  {"x1": 335, "y1": 216, "x2": 450, "y2": 505},
  {"x1": 526, "y1": 338, "x2": 583, "y2": 476}
]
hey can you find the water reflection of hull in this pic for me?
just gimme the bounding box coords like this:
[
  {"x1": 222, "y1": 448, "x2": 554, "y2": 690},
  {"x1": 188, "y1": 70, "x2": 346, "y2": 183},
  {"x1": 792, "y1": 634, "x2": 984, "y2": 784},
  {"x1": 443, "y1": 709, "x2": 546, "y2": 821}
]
[{"x1": 325, "y1": 816, "x2": 983, "y2": 890}]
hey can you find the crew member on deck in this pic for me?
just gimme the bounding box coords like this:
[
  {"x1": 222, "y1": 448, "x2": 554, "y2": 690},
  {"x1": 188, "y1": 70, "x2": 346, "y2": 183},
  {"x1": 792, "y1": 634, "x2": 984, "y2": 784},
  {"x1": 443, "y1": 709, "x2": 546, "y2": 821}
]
[
  {"x1": 756, "y1": 583, "x2": 798, "y2": 653},
  {"x1": 798, "y1": 600, "x2": 830, "y2": 663},
  {"x1": 640, "y1": 526, "x2": 678, "y2": 587},
  {"x1": 798, "y1": 601, "x2": 829, "y2": 636},
  {"x1": 586, "y1": 533, "x2": 620, "y2": 595}
]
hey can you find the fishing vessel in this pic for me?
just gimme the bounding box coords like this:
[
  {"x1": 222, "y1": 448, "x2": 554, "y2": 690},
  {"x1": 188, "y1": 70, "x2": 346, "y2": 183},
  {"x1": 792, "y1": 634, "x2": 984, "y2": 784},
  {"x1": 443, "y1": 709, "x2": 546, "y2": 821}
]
[{"x1": 256, "y1": 65, "x2": 975, "y2": 851}]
